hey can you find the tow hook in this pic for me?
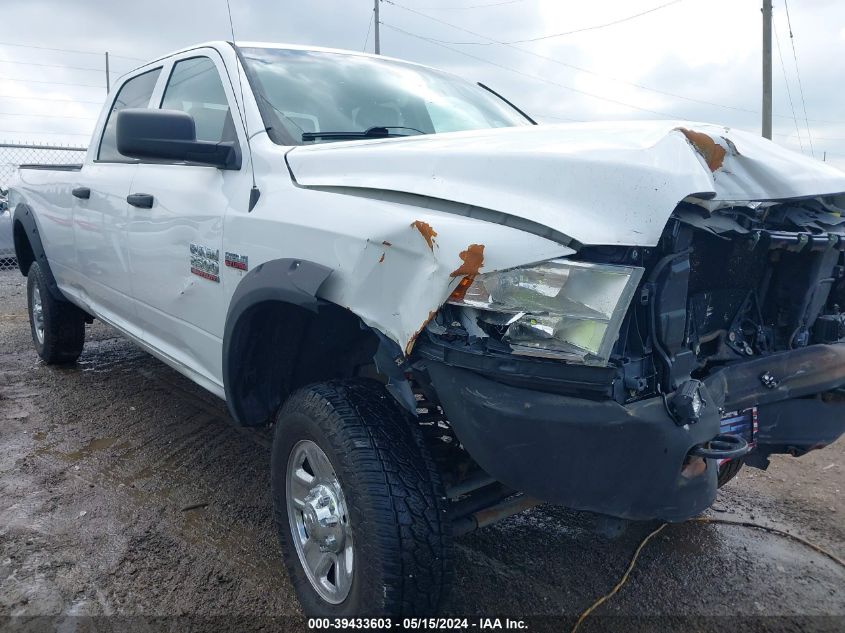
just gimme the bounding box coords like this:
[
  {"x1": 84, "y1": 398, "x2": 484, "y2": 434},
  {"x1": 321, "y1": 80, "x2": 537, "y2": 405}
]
[{"x1": 689, "y1": 433, "x2": 751, "y2": 460}]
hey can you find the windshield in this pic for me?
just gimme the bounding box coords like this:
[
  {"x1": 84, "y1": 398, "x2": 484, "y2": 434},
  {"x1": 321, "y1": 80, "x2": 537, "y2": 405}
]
[{"x1": 238, "y1": 47, "x2": 532, "y2": 144}]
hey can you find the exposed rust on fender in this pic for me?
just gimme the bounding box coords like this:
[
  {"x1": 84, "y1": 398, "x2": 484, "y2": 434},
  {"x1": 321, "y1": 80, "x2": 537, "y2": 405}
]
[
  {"x1": 451, "y1": 244, "x2": 485, "y2": 278},
  {"x1": 678, "y1": 128, "x2": 726, "y2": 172},
  {"x1": 405, "y1": 310, "x2": 438, "y2": 356},
  {"x1": 411, "y1": 220, "x2": 437, "y2": 251},
  {"x1": 449, "y1": 244, "x2": 486, "y2": 302},
  {"x1": 382, "y1": 240, "x2": 392, "y2": 246},
  {"x1": 378, "y1": 253, "x2": 385, "y2": 263}
]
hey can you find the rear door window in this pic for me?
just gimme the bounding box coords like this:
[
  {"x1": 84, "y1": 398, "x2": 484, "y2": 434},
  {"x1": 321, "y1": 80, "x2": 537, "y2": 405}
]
[{"x1": 98, "y1": 68, "x2": 162, "y2": 162}]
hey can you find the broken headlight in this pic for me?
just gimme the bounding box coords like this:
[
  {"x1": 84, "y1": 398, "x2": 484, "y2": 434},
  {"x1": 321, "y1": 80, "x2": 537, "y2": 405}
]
[{"x1": 448, "y1": 259, "x2": 644, "y2": 365}]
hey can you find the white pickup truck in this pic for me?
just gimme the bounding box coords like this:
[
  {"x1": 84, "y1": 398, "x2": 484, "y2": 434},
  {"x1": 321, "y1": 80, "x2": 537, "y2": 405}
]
[{"x1": 9, "y1": 41, "x2": 845, "y2": 617}]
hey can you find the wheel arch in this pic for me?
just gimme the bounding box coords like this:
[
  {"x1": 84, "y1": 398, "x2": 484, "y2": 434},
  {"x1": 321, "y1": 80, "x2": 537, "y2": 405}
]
[
  {"x1": 12, "y1": 203, "x2": 67, "y2": 302},
  {"x1": 223, "y1": 258, "x2": 415, "y2": 427}
]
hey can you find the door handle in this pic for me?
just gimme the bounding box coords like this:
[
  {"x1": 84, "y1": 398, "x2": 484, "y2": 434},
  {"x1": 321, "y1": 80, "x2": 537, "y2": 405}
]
[
  {"x1": 127, "y1": 193, "x2": 154, "y2": 209},
  {"x1": 71, "y1": 187, "x2": 90, "y2": 199}
]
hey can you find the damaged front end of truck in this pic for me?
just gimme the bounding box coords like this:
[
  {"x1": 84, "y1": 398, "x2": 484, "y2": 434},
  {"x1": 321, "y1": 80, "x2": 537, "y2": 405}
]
[
  {"x1": 289, "y1": 122, "x2": 845, "y2": 523},
  {"x1": 414, "y1": 196, "x2": 845, "y2": 522}
]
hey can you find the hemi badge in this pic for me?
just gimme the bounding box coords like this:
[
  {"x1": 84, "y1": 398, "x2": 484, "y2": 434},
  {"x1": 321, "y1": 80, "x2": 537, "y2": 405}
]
[{"x1": 225, "y1": 252, "x2": 248, "y2": 271}]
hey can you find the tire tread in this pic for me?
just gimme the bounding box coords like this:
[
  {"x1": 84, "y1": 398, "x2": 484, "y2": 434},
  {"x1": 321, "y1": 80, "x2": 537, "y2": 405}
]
[
  {"x1": 274, "y1": 379, "x2": 453, "y2": 617},
  {"x1": 27, "y1": 261, "x2": 85, "y2": 364}
]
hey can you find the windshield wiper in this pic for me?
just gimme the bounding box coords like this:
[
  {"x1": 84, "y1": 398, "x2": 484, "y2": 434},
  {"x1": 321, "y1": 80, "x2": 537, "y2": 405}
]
[{"x1": 302, "y1": 126, "x2": 426, "y2": 142}]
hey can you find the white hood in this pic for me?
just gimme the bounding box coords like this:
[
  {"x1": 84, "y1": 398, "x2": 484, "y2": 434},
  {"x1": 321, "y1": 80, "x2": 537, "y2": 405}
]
[{"x1": 287, "y1": 121, "x2": 845, "y2": 247}]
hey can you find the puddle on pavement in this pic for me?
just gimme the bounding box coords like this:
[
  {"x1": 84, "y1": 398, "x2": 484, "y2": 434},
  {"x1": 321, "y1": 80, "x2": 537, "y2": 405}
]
[
  {"x1": 77, "y1": 339, "x2": 148, "y2": 374},
  {"x1": 58, "y1": 437, "x2": 120, "y2": 462}
]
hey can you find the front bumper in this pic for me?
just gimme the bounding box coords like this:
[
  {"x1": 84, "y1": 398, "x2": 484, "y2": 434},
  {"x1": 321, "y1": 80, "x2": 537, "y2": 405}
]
[{"x1": 423, "y1": 343, "x2": 845, "y2": 522}]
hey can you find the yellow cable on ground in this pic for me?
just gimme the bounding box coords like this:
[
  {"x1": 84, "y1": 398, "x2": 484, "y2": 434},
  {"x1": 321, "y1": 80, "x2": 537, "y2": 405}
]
[
  {"x1": 690, "y1": 516, "x2": 845, "y2": 567},
  {"x1": 570, "y1": 522, "x2": 667, "y2": 633},
  {"x1": 571, "y1": 516, "x2": 845, "y2": 633}
]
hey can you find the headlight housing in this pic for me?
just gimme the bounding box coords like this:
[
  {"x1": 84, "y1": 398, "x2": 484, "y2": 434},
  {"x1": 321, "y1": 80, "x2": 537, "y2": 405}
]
[{"x1": 448, "y1": 258, "x2": 644, "y2": 365}]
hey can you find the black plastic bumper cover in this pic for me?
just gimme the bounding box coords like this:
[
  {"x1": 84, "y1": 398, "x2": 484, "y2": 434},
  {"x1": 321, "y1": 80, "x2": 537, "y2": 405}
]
[
  {"x1": 425, "y1": 343, "x2": 845, "y2": 522},
  {"x1": 426, "y1": 362, "x2": 721, "y2": 522}
]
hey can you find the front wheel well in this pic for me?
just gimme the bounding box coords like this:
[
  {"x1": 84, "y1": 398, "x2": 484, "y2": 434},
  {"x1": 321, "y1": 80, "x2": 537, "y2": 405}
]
[{"x1": 224, "y1": 300, "x2": 381, "y2": 426}]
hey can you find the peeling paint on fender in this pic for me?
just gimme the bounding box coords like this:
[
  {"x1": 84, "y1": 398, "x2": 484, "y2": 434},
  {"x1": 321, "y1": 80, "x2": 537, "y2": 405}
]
[
  {"x1": 449, "y1": 244, "x2": 486, "y2": 302},
  {"x1": 411, "y1": 220, "x2": 438, "y2": 250},
  {"x1": 451, "y1": 244, "x2": 485, "y2": 278},
  {"x1": 677, "y1": 128, "x2": 726, "y2": 172}
]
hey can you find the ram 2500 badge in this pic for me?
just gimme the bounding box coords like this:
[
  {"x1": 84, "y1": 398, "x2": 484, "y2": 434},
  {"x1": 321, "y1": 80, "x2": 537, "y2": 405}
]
[{"x1": 9, "y1": 41, "x2": 845, "y2": 617}]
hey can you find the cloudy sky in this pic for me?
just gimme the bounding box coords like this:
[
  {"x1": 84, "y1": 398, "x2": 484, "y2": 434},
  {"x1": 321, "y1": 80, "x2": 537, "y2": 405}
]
[{"x1": 1, "y1": 0, "x2": 843, "y2": 168}]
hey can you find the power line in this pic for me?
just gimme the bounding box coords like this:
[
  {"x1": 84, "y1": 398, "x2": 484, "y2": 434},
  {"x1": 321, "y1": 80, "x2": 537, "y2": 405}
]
[
  {"x1": 0, "y1": 111, "x2": 97, "y2": 120},
  {"x1": 0, "y1": 40, "x2": 144, "y2": 62},
  {"x1": 382, "y1": 0, "x2": 763, "y2": 116},
  {"x1": 0, "y1": 76, "x2": 105, "y2": 89},
  {"x1": 783, "y1": 0, "x2": 814, "y2": 157},
  {"x1": 512, "y1": 0, "x2": 686, "y2": 44},
  {"x1": 381, "y1": 22, "x2": 683, "y2": 118},
  {"x1": 0, "y1": 59, "x2": 117, "y2": 74},
  {"x1": 415, "y1": 0, "x2": 524, "y2": 9},
  {"x1": 382, "y1": 0, "x2": 845, "y2": 126},
  {"x1": 0, "y1": 94, "x2": 104, "y2": 105},
  {"x1": 363, "y1": 10, "x2": 374, "y2": 52},
  {"x1": 773, "y1": 15, "x2": 804, "y2": 153},
  {"x1": 0, "y1": 119, "x2": 95, "y2": 131},
  {"x1": 0, "y1": 128, "x2": 90, "y2": 136},
  {"x1": 777, "y1": 132, "x2": 845, "y2": 143},
  {"x1": 427, "y1": 0, "x2": 686, "y2": 44}
]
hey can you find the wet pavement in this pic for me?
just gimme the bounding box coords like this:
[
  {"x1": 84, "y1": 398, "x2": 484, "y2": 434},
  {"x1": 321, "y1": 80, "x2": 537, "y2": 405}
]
[{"x1": 0, "y1": 270, "x2": 843, "y2": 632}]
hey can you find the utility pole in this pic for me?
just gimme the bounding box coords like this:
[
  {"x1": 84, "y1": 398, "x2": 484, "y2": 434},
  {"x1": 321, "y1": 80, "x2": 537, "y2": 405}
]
[
  {"x1": 105, "y1": 51, "x2": 110, "y2": 93},
  {"x1": 762, "y1": 0, "x2": 772, "y2": 139},
  {"x1": 374, "y1": 0, "x2": 380, "y2": 54}
]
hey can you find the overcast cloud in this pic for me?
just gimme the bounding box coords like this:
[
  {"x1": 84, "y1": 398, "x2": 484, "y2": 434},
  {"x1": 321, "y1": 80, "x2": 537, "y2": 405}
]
[{"x1": 1, "y1": 0, "x2": 843, "y2": 168}]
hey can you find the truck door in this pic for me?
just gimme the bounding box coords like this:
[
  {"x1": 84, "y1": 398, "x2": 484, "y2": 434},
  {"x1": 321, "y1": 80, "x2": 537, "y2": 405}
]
[
  {"x1": 73, "y1": 67, "x2": 162, "y2": 334},
  {"x1": 126, "y1": 51, "x2": 251, "y2": 388}
]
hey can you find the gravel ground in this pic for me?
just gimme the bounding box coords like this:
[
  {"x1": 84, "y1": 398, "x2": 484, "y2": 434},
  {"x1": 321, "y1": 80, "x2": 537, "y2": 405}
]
[{"x1": 0, "y1": 269, "x2": 843, "y2": 632}]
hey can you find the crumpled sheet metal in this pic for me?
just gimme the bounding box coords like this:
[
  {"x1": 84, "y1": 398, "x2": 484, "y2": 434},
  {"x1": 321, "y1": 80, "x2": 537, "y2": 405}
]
[
  {"x1": 250, "y1": 177, "x2": 573, "y2": 356},
  {"x1": 287, "y1": 121, "x2": 845, "y2": 248},
  {"x1": 319, "y1": 210, "x2": 572, "y2": 356}
]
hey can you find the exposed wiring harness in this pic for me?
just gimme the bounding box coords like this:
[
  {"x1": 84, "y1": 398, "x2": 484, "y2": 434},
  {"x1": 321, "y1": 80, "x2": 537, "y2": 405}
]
[{"x1": 571, "y1": 517, "x2": 845, "y2": 633}]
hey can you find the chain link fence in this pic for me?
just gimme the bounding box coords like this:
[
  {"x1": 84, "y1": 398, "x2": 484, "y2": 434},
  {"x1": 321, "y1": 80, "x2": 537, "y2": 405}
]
[{"x1": 1, "y1": 142, "x2": 87, "y2": 271}]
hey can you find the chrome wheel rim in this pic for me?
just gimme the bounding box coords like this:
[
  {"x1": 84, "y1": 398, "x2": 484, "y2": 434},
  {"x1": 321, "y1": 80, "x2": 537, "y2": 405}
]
[
  {"x1": 31, "y1": 285, "x2": 44, "y2": 344},
  {"x1": 286, "y1": 439, "x2": 353, "y2": 604}
]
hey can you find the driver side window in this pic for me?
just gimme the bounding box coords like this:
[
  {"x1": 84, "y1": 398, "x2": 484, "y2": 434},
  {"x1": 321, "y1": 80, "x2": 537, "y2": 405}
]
[{"x1": 160, "y1": 57, "x2": 236, "y2": 143}]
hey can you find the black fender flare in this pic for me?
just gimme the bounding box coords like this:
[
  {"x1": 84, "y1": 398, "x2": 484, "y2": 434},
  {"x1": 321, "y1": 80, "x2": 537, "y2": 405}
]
[
  {"x1": 222, "y1": 258, "x2": 333, "y2": 426},
  {"x1": 12, "y1": 203, "x2": 68, "y2": 302}
]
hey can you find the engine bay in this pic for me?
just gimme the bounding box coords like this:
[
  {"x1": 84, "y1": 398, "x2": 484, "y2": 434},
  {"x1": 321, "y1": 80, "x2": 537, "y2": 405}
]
[{"x1": 615, "y1": 198, "x2": 845, "y2": 403}]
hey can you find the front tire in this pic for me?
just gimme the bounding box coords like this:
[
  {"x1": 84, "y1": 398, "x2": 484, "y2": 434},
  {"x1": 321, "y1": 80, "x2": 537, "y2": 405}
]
[
  {"x1": 271, "y1": 379, "x2": 452, "y2": 617},
  {"x1": 26, "y1": 261, "x2": 85, "y2": 364}
]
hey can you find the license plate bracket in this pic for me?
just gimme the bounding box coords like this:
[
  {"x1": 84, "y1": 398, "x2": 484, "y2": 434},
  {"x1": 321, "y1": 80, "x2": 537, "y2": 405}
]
[{"x1": 718, "y1": 407, "x2": 758, "y2": 463}]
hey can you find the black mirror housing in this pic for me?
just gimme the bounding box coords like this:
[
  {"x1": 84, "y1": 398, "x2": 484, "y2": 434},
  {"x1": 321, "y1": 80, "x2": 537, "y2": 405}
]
[{"x1": 116, "y1": 109, "x2": 240, "y2": 170}]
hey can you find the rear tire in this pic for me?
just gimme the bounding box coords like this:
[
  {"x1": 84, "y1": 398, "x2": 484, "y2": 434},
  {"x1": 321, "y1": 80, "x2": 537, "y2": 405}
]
[
  {"x1": 717, "y1": 458, "x2": 745, "y2": 488},
  {"x1": 271, "y1": 379, "x2": 452, "y2": 617},
  {"x1": 26, "y1": 261, "x2": 85, "y2": 364}
]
